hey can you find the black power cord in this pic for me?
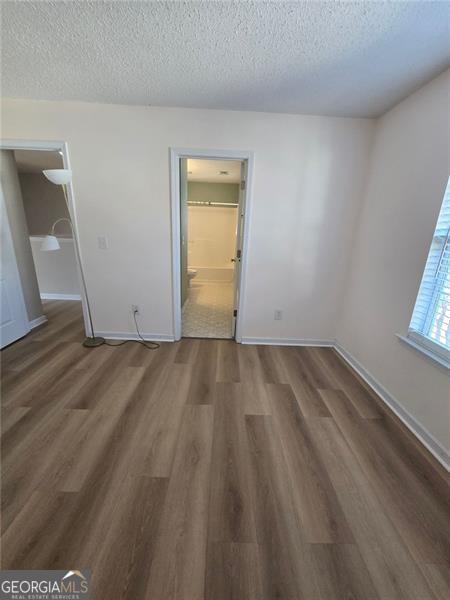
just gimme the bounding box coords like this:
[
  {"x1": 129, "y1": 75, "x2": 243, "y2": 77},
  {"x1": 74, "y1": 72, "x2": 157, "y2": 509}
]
[{"x1": 104, "y1": 309, "x2": 160, "y2": 350}]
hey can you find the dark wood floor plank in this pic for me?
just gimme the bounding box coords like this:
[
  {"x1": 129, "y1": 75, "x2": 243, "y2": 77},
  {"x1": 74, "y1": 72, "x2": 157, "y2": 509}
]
[
  {"x1": 1, "y1": 406, "x2": 30, "y2": 435},
  {"x1": 421, "y1": 563, "x2": 450, "y2": 600},
  {"x1": 1, "y1": 339, "x2": 43, "y2": 371},
  {"x1": 238, "y1": 343, "x2": 264, "y2": 384},
  {"x1": 16, "y1": 375, "x2": 157, "y2": 571},
  {"x1": 204, "y1": 542, "x2": 264, "y2": 600},
  {"x1": 208, "y1": 383, "x2": 256, "y2": 543},
  {"x1": 294, "y1": 346, "x2": 332, "y2": 388},
  {"x1": 63, "y1": 342, "x2": 182, "y2": 492},
  {"x1": 312, "y1": 347, "x2": 382, "y2": 418},
  {"x1": 365, "y1": 401, "x2": 449, "y2": 499},
  {"x1": 1, "y1": 490, "x2": 80, "y2": 569},
  {"x1": 216, "y1": 340, "x2": 240, "y2": 383},
  {"x1": 311, "y1": 544, "x2": 379, "y2": 600},
  {"x1": 1, "y1": 404, "x2": 63, "y2": 465},
  {"x1": 138, "y1": 363, "x2": 191, "y2": 477},
  {"x1": 32, "y1": 312, "x2": 84, "y2": 344},
  {"x1": 123, "y1": 341, "x2": 161, "y2": 368},
  {"x1": 1, "y1": 354, "x2": 122, "y2": 463},
  {"x1": 186, "y1": 339, "x2": 218, "y2": 404},
  {"x1": 89, "y1": 476, "x2": 169, "y2": 600},
  {"x1": 308, "y1": 416, "x2": 436, "y2": 599},
  {"x1": 238, "y1": 345, "x2": 271, "y2": 414},
  {"x1": 128, "y1": 340, "x2": 179, "y2": 399},
  {"x1": 2, "y1": 342, "x2": 85, "y2": 407},
  {"x1": 277, "y1": 345, "x2": 332, "y2": 417},
  {"x1": 245, "y1": 414, "x2": 316, "y2": 599},
  {"x1": 1, "y1": 408, "x2": 88, "y2": 532},
  {"x1": 66, "y1": 343, "x2": 147, "y2": 410},
  {"x1": 241, "y1": 380, "x2": 271, "y2": 415},
  {"x1": 269, "y1": 383, "x2": 354, "y2": 543},
  {"x1": 256, "y1": 345, "x2": 289, "y2": 384},
  {"x1": 145, "y1": 405, "x2": 214, "y2": 599},
  {"x1": 1, "y1": 301, "x2": 82, "y2": 371},
  {"x1": 20, "y1": 364, "x2": 97, "y2": 412},
  {"x1": 174, "y1": 337, "x2": 200, "y2": 364},
  {"x1": 31, "y1": 302, "x2": 79, "y2": 332},
  {"x1": 2, "y1": 337, "x2": 71, "y2": 374},
  {"x1": 56, "y1": 366, "x2": 146, "y2": 492},
  {"x1": 320, "y1": 388, "x2": 450, "y2": 566}
]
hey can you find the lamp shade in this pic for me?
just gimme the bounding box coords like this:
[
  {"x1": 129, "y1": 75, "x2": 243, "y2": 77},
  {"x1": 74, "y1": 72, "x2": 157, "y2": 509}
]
[
  {"x1": 41, "y1": 235, "x2": 61, "y2": 251},
  {"x1": 43, "y1": 169, "x2": 72, "y2": 185}
]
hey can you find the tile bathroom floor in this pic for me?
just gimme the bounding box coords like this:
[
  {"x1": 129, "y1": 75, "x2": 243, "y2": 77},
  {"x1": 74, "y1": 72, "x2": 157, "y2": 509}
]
[{"x1": 182, "y1": 281, "x2": 234, "y2": 338}]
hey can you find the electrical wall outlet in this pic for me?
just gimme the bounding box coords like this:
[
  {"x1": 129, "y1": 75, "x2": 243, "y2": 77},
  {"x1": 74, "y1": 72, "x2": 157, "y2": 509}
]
[
  {"x1": 131, "y1": 304, "x2": 140, "y2": 314},
  {"x1": 274, "y1": 309, "x2": 283, "y2": 320},
  {"x1": 98, "y1": 235, "x2": 108, "y2": 250}
]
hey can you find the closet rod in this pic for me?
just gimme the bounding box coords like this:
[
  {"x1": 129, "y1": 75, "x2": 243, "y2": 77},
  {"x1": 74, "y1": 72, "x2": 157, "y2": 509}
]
[{"x1": 187, "y1": 201, "x2": 238, "y2": 207}]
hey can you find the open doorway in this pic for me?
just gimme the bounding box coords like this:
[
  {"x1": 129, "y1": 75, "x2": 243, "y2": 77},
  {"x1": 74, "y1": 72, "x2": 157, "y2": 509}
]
[
  {"x1": 171, "y1": 149, "x2": 253, "y2": 342},
  {"x1": 182, "y1": 158, "x2": 241, "y2": 338},
  {"x1": 0, "y1": 142, "x2": 87, "y2": 349},
  {"x1": 15, "y1": 150, "x2": 82, "y2": 302}
]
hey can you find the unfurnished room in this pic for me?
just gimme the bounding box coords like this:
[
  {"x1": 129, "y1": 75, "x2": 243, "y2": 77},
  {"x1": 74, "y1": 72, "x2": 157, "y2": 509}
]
[{"x1": 0, "y1": 1, "x2": 449, "y2": 599}]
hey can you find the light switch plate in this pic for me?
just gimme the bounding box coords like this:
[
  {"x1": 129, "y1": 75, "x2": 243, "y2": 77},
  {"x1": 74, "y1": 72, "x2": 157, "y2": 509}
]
[{"x1": 98, "y1": 236, "x2": 108, "y2": 250}]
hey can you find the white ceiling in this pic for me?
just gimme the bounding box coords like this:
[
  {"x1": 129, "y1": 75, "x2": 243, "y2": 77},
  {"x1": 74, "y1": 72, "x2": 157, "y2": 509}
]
[
  {"x1": 187, "y1": 159, "x2": 241, "y2": 184},
  {"x1": 14, "y1": 150, "x2": 63, "y2": 174},
  {"x1": 2, "y1": 2, "x2": 449, "y2": 118}
]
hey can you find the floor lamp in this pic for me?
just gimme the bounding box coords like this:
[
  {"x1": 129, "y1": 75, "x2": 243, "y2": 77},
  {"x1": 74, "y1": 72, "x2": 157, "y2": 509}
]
[{"x1": 41, "y1": 169, "x2": 105, "y2": 348}]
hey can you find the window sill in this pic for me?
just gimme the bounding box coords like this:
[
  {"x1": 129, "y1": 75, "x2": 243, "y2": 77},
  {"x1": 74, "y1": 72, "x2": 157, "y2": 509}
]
[{"x1": 397, "y1": 334, "x2": 450, "y2": 371}]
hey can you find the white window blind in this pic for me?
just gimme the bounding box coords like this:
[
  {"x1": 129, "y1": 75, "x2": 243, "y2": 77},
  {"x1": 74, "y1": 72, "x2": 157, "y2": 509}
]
[{"x1": 409, "y1": 176, "x2": 450, "y2": 363}]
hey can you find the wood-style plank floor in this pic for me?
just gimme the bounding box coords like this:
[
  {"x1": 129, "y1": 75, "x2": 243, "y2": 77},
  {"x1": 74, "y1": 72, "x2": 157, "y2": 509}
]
[{"x1": 1, "y1": 300, "x2": 449, "y2": 599}]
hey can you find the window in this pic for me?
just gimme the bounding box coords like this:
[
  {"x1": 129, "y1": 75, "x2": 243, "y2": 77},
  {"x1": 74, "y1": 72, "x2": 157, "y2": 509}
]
[{"x1": 408, "y1": 177, "x2": 450, "y2": 363}]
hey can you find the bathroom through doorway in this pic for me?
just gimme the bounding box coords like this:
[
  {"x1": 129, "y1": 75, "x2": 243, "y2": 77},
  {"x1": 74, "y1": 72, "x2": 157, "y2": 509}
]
[{"x1": 179, "y1": 157, "x2": 246, "y2": 339}]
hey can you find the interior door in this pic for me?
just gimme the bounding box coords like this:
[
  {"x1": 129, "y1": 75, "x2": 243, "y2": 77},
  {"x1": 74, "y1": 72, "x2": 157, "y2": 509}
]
[
  {"x1": 0, "y1": 185, "x2": 30, "y2": 348},
  {"x1": 180, "y1": 158, "x2": 189, "y2": 307},
  {"x1": 232, "y1": 160, "x2": 247, "y2": 337}
]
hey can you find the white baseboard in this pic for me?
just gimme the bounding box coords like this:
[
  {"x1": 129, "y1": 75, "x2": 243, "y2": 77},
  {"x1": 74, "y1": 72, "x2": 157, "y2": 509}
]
[
  {"x1": 334, "y1": 343, "x2": 450, "y2": 472},
  {"x1": 41, "y1": 293, "x2": 82, "y2": 301},
  {"x1": 29, "y1": 315, "x2": 48, "y2": 329},
  {"x1": 96, "y1": 331, "x2": 175, "y2": 343},
  {"x1": 241, "y1": 337, "x2": 334, "y2": 347}
]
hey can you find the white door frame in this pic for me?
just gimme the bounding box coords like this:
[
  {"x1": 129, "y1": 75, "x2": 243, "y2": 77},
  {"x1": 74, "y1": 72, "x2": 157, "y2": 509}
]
[
  {"x1": 169, "y1": 147, "x2": 254, "y2": 342},
  {"x1": 0, "y1": 139, "x2": 90, "y2": 337}
]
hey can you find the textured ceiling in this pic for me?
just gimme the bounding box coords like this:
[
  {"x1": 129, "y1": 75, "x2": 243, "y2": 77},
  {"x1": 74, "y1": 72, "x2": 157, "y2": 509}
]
[
  {"x1": 2, "y1": 1, "x2": 449, "y2": 117},
  {"x1": 187, "y1": 159, "x2": 241, "y2": 183}
]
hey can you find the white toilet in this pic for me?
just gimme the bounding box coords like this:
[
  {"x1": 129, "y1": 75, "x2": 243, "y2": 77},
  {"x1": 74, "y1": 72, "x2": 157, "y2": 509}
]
[{"x1": 187, "y1": 268, "x2": 197, "y2": 286}]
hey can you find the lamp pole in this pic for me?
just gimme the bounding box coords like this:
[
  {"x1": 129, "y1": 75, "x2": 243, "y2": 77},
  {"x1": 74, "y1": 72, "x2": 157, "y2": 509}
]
[
  {"x1": 42, "y1": 169, "x2": 104, "y2": 348},
  {"x1": 59, "y1": 186, "x2": 104, "y2": 346}
]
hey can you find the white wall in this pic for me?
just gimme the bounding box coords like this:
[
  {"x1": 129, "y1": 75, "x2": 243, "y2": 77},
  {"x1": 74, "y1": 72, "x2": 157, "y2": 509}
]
[
  {"x1": 1, "y1": 99, "x2": 374, "y2": 340},
  {"x1": 20, "y1": 172, "x2": 70, "y2": 236},
  {"x1": 30, "y1": 236, "x2": 81, "y2": 298},
  {"x1": 188, "y1": 206, "x2": 237, "y2": 271},
  {"x1": 336, "y1": 69, "x2": 450, "y2": 456}
]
